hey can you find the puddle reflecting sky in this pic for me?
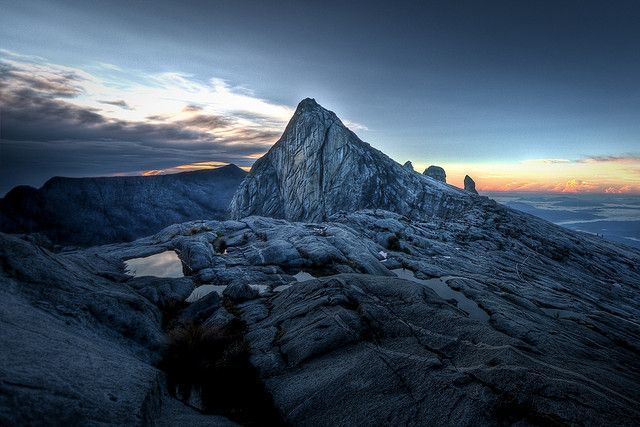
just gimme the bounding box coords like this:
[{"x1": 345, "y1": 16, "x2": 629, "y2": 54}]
[
  {"x1": 392, "y1": 268, "x2": 490, "y2": 322},
  {"x1": 125, "y1": 251, "x2": 184, "y2": 278}
]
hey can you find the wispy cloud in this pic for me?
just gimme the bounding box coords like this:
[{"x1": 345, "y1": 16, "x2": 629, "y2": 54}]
[
  {"x1": 521, "y1": 158, "x2": 571, "y2": 165},
  {"x1": 342, "y1": 120, "x2": 369, "y2": 131},
  {"x1": 577, "y1": 154, "x2": 640, "y2": 164},
  {"x1": 98, "y1": 99, "x2": 133, "y2": 110}
]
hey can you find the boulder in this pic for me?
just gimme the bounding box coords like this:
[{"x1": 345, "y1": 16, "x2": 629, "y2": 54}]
[{"x1": 423, "y1": 165, "x2": 446, "y2": 183}]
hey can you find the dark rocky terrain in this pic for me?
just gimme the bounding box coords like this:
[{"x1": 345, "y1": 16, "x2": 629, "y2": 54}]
[
  {"x1": 1, "y1": 99, "x2": 639, "y2": 425},
  {"x1": 0, "y1": 164, "x2": 247, "y2": 246}
]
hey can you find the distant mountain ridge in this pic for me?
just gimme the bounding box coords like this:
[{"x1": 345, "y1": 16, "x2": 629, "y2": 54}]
[
  {"x1": 0, "y1": 164, "x2": 247, "y2": 246},
  {"x1": 231, "y1": 98, "x2": 476, "y2": 222}
]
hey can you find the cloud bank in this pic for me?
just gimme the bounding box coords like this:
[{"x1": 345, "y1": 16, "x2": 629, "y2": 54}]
[{"x1": 0, "y1": 51, "x2": 292, "y2": 193}]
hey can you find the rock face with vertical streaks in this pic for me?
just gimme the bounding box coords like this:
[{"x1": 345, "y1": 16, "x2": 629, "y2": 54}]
[{"x1": 230, "y1": 99, "x2": 470, "y2": 222}]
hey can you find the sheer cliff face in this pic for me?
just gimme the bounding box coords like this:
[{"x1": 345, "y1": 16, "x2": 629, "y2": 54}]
[{"x1": 230, "y1": 98, "x2": 472, "y2": 222}]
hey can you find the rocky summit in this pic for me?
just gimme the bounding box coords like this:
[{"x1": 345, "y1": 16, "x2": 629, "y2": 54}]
[
  {"x1": 1, "y1": 98, "x2": 640, "y2": 426},
  {"x1": 230, "y1": 99, "x2": 471, "y2": 222}
]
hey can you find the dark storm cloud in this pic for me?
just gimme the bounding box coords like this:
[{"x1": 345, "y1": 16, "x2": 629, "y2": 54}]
[
  {"x1": 0, "y1": 58, "x2": 279, "y2": 150},
  {"x1": 0, "y1": 57, "x2": 282, "y2": 193},
  {"x1": 0, "y1": 87, "x2": 204, "y2": 144},
  {"x1": 174, "y1": 114, "x2": 233, "y2": 130},
  {"x1": 0, "y1": 61, "x2": 83, "y2": 98}
]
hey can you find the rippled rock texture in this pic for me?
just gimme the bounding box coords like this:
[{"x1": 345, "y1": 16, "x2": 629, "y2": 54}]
[{"x1": 3, "y1": 203, "x2": 633, "y2": 424}]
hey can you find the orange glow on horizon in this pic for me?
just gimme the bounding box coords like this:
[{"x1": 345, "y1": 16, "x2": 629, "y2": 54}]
[
  {"x1": 136, "y1": 161, "x2": 252, "y2": 176},
  {"x1": 414, "y1": 157, "x2": 640, "y2": 194},
  {"x1": 128, "y1": 156, "x2": 640, "y2": 194}
]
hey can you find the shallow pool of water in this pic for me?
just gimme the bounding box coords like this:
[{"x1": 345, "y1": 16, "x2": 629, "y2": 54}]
[
  {"x1": 392, "y1": 268, "x2": 489, "y2": 322},
  {"x1": 124, "y1": 251, "x2": 184, "y2": 278}
]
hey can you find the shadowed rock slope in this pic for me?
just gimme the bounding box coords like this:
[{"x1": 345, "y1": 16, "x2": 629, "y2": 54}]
[
  {"x1": 230, "y1": 98, "x2": 474, "y2": 222},
  {"x1": 0, "y1": 164, "x2": 247, "y2": 246}
]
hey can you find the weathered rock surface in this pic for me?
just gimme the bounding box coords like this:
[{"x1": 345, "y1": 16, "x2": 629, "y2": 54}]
[
  {"x1": 423, "y1": 165, "x2": 446, "y2": 183},
  {"x1": 245, "y1": 274, "x2": 640, "y2": 425},
  {"x1": 0, "y1": 164, "x2": 247, "y2": 246},
  {"x1": 223, "y1": 283, "x2": 259, "y2": 302},
  {"x1": 230, "y1": 99, "x2": 471, "y2": 222},
  {"x1": 403, "y1": 160, "x2": 414, "y2": 170},
  {"x1": 464, "y1": 174, "x2": 478, "y2": 194},
  {"x1": 3, "y1": 200, "x2": 640, "y2": 424},
  {"x1": 0, "y1": 232, "x2": 236, "y2": 425}
]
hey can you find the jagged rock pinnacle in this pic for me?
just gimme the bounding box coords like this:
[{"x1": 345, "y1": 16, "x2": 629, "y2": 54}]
[
  {"x1": 230, "y1": 99, "x2": 471, "y2": 222},
  {"x1": 464, "y1": 175, "x2": 478, "y2": 194},
  {"x1": 403, "y1": 161, "x2": 414, "y2": 171}
]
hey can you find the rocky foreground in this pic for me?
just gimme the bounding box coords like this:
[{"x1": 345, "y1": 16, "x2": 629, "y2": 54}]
[
  {"x1": 1, "y1": 99, "x2": 640, "y2": 425},
  {"x1": 2, "y1": 203, "x2": 639, "y2": 425}
]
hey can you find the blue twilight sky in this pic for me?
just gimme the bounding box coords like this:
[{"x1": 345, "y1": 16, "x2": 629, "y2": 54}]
[{"x1": 1, "y1": 0, "x2": 640, "y2": 194}]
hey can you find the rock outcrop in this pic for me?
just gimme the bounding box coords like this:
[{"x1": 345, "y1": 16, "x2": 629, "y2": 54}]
[
  {"x1": 464, "y1": 174, "x2": 478, "y2": 194},
  {"x1": 0, "y1": 164, "x2": 247, "y2": 246},
  {"x1": 0, "y1": 232, "x2": 235, "y2": 425},
  {"x1": 423, "y1": 165, "x2": 447, "y2": 182},
  {"x1": 230, "y1": 99, "x2": 471, "y2": 222},
  {"x1": 402, "y1": 160, "x2": 414, "y2": 171}
]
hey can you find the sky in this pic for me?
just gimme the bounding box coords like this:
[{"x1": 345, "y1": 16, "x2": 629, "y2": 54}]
[{"x1": 1, "y1": 0, "x2": 639, "y2": 195}]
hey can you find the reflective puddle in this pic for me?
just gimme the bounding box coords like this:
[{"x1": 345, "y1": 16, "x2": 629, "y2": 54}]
[
  {"x1": 392, "y1": 268, "x2": 489, "y2": 322},
  {"x1": 125, "y1": 251, "x2": 184, "y2": 278}
]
